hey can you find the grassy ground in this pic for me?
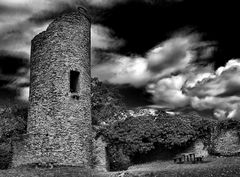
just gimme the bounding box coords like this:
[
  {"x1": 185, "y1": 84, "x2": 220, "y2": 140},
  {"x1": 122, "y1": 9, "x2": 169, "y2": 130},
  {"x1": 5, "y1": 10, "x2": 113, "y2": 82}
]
[
  {"x1": 97, "y1": 156, "x2": 240, "y2": 177},
  {"x1": 1, "y1": 156, "x2": 240, "y2": 177},
  {"x1": 0, "y1": 166, "x2": 92, "y2": 177}
]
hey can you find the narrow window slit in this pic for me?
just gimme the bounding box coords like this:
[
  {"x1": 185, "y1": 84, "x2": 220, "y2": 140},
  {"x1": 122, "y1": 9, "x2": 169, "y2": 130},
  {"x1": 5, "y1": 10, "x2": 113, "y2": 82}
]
[{"x1": 70, "y1": 70, "x2": 80, "y2": 93}]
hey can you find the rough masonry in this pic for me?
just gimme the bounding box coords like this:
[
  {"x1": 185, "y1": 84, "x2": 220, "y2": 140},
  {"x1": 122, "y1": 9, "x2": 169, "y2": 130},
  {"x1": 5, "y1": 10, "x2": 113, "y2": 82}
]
[{"x1": 12, "y1": 7, "x2": 92, "y2": 168}]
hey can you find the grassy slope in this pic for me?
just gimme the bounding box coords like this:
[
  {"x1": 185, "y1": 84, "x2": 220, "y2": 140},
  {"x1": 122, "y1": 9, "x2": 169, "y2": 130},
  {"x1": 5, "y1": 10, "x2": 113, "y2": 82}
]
[
  {"x1": 1, "y1": 157, "x2": 240, "y2": 177},
  {"x1": 97, "y1": 156, "x2": 240, "y2": 177},
  {"x1": 125, "y1": 156, "x2": 240, "y2": 177}
]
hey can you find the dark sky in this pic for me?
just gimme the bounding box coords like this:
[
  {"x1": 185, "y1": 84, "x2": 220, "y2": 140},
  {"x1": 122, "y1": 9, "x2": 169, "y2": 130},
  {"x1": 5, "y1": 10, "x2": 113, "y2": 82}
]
[
  {"x1": 1, "y1": 0, "x2": 240, "y2": 119},
  {"x1": 95, "y1": 0, "x2": 239, "y2": 68}
]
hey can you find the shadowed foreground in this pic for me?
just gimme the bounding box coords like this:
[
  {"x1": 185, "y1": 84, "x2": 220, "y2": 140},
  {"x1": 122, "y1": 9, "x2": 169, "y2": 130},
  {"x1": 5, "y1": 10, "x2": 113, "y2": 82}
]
[{"x1": 1, "y1": 157, "x2": 240, "y2": 177}]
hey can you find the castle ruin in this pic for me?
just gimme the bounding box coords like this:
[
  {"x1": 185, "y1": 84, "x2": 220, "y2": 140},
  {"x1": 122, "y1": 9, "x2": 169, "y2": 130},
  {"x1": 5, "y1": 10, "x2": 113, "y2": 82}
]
[{"x1": 12, "y1": 7, "x2": 92, "y2": 168}]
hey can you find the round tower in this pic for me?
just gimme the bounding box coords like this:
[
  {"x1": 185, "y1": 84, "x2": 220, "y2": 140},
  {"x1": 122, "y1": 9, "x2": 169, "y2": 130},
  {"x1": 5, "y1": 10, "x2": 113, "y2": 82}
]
[{"x1": 12, "y1": 7, "x2": 92, "y2": 167}]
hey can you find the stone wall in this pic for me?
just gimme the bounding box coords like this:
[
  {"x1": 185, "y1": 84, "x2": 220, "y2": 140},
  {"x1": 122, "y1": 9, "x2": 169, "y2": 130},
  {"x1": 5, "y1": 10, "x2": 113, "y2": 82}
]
[
  {"x1": 12, "y1": 7, "x2": 92, "y2": 167},
  {"x1": 212, "y1": 130, "x2": 240, "y2": 156},
  {"x1": 93, "y1": 136, "x2": 108, "y2": 172},
  {"x1": 182, "y1": 139, "x2": 209, "y2": 157}
]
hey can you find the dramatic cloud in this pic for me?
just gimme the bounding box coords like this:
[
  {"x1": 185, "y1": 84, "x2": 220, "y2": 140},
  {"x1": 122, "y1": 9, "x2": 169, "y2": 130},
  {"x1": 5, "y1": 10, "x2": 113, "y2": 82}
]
[
  {"x1": 0, "y1": 51, "x2": 28, "y2": 75},
  {"x1": 93, "y1": 33, "x2": 214, "y2": 86},
  {"x1": 184, "y1": 67, "x2": 215, "y2": 89},
  {"x1": 145, "y1": 59, "x2": 240, "y2": 120},
  {"x1": 91, "y1": 24, "x2": 124, "y2": 50},
  {"x1": 0, "y1": 51, "x2": 29, "y2": 102},
  {"x1": 188, "y1": 60, "x2": 240, "y2": 98},
  {"x1": 0, "y1": 21, "x2": 49, "y2": 55},
  {"x1": 85, "y1": 0, "x2": 184, "y2": 7},
  {"x1": 0, "y1": 0, "x2": 77, "y2": 13},
  {"x1": 147, "y1": 75, "x2": 189, "y2": 108},
  {"x1": 90, "y1": 29, "x2": 240, "y2": 119},
  {"x1": 191, "y1": 96, "x2": 240, "y2": 119},
  {"x1": 86, "y1": 0, "x2": 128, "y2": 7},
  {"x1": 147, "y1": 35, "x2": 194, "y2": 74},
  {"x1": 183, "y1": 59, "x2": 240, "y2": 119},
  {"x1": 0, "y1": 0, "x2": 78, "y2": 55},
  {"x1": 91, "y1": 24, "x2": 124, "y2": 65},
  {"x1": 92, "y1": 55, "x2": 151, "y2": 86}
]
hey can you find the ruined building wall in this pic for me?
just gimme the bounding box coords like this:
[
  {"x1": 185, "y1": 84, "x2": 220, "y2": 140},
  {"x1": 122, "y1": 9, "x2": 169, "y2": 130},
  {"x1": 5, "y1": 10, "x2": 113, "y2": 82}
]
[
  {"x1": 12, "y1": 7, "x2": 92, "y2": 167},
  {"x1": 93, "y1": 136, "x2": 109, "y2": 172}
]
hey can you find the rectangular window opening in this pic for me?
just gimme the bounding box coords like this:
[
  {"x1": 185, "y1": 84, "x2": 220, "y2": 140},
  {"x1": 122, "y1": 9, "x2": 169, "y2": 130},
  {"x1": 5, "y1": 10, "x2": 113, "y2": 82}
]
[{"x1": 70, "y1": 70, "x2": 80, "y2": 93}]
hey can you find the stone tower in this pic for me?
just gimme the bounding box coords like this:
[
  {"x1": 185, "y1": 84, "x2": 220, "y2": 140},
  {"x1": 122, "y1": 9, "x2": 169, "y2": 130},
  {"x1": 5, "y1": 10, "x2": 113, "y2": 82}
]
[{"x1": 12, "y1": 7, "x2": 92, "y2": 167}]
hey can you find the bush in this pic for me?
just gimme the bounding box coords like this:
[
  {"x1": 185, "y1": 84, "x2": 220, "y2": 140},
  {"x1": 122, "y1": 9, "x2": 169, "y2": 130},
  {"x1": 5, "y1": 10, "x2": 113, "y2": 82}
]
[
  {"x1": 154, "y1": 116, "x2": 196, "y2": 149},
  {"x1": 0, "y1": 104, "x2": 28, "y2": 140},
  {"x1": 107, "y1": 145, "x2": 131, "y2": 171},
  {"x1": 217, "y1": 119, "x2": 240, "y2": 132},
  {"x1": 0, "y1": 142, "x2": 12, "y2": 170},
  {"x1": 190, "y1": 117, "x2": 216, "y2": 146},
  {"x1": 91, "y1": 78, "x2": 126, "y2": 125},
  {"x1": 103, "y1": 116, "x2": 159, "y2": 155},
  {"x1": 102, "y1": 114, "x2": 201, "y2": 171}
]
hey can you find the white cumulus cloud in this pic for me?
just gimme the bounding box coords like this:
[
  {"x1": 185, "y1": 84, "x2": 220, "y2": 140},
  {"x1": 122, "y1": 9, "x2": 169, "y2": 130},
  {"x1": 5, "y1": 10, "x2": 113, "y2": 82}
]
[{"x1": 147, "y1": 75, "x2": 189, "y2": 108}]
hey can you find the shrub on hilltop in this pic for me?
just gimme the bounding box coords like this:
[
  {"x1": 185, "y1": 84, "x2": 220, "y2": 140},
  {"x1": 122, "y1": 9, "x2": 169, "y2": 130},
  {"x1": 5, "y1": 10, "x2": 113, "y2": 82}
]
[
  {"x1": 91, "y1": 77, "x2": 127, "y2": 125},
  {"x1": 102, "y1": 113, "x2": 205, "y2": 171}
]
